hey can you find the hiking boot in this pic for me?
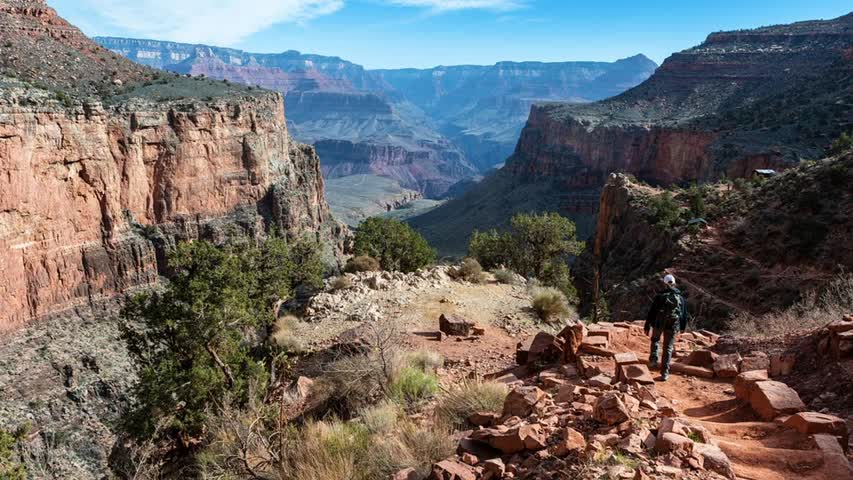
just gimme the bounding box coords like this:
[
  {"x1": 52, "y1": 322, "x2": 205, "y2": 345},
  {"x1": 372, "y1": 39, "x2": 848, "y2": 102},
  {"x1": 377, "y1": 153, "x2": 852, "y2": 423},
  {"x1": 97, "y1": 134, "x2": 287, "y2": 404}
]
[
  {"x1": 648, "y1": 361, "x2": 659, "y2": 370},
  {"x1": 661, "y1": 372, "x2": 670, "y2": 381}
]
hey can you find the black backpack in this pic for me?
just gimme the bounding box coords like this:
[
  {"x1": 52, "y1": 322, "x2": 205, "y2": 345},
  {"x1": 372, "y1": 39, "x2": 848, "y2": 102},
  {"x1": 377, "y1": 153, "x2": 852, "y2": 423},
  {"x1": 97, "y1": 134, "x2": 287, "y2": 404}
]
[{"x1": 658, "y1": 290, "x2": 684, "y2": 330}]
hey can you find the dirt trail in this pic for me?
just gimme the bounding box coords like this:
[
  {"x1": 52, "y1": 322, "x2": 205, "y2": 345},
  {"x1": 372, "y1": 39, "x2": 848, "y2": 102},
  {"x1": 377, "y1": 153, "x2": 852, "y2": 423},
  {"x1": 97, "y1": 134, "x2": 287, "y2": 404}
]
[{"x1": 607, "y1": 331, "x2": 852, "y2": 480}]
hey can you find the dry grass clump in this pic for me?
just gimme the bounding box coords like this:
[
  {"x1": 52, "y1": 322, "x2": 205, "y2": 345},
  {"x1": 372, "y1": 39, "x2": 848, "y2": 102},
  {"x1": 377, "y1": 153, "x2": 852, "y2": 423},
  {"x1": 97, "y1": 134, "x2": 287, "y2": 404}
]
[
  {"x1": 358, "y1": 401, "x2": 400, "y2": 435},
  {"x1": 404, "y1": 350, "x2": 444, "y2": 372},
  {"x1": 434, "y1": 380, "x2": 508, "y2": 429},
  {"x1": 449, "y1": 257, "x2": 488, "y2": 284},
  {"x1": 271, "y1": 315, "x2": 304, "y2": 353},
  {"x1": 727, "y1": 273, "x2": 853, "y2": 338},
  {"x1": 330, "y1": 275, "x2": 353, "y2": 291},
  {"x1": 344, "y1": 255, "x2": 381, "y2": 273},
  {"x1": 492, "y1": 268, "x2": 522, "y2": 285},
  {"x1": 531, "y1": 287, "x2": 571, "y2": 323}
]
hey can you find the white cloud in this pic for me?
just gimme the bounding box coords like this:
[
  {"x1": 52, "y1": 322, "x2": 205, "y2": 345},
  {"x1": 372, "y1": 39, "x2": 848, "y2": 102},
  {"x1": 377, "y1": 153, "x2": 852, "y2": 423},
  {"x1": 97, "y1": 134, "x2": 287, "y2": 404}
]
[
  {"x1": 384, "y1": 0, "x2": 524, "y2": 10},
  {"x1": 82, "y1": 0, "x2": 343, "y2": 45}
]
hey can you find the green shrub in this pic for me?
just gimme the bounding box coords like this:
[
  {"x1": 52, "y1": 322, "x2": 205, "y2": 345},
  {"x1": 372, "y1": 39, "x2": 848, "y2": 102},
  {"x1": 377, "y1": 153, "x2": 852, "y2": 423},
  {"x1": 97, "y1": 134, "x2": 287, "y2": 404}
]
[
  {"x1": 468, "y1": 229, "x2": 513, "y2": 269},
  {"x1": 390, "y1": 367, "x2": 439, "y2": 407},
  {"x1": 353, "y1": 217, "x2": 436, "y2": 272},
  {"x1": 434, "y1": 380, "x2": 508, "y2": 429},
  {"x1": 829, "y1": 131, "x2": 852, "y2": 155},
  {"x1": 531, "y1": 287, "x2": 570, "y2": 323},
  {"x1": 0, "y1": 429, "x2": 26, "y2": 480},
  {"x1": 687, "y1": 183, "x2": 707, "y2": 218},
  {"x1": 450, "y1": 257, "x2": 487, "y2": 283},
  {"x1": 647, "y1": 191, "x2": 682, "y2": 229},
  {"x1": 119, "y1": 235, "x2": 314, "y2": 441},
  {"x1": 468, "y1": 212, "x2": 584, "y2": 298},
  {"x1": 344, "y1": 255, "x2": 381, "y2": 273}
]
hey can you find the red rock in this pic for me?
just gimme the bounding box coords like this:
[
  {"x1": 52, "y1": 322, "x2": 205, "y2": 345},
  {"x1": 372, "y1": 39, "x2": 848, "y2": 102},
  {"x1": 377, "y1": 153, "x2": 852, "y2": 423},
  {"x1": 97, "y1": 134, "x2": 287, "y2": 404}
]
[
  {"x1": 827, "y1": 319, "x2": 853, "y2": 334},
  {"x1": 617, "y1": 364, "x2": 655, "y2": 385},
  {"x1": 460, "y1": 453, "x2": 478, "y2": 466},
  {"x1": 693, "y1": 443, "x2": 736, "y2": 479},
  {"x1": 516, "y1": 331, "x2": 562, "y2": 364},
  {"x1": 554, "y1": 385, "x2": 579, "y2": 403},
  {"x1": 735, "y1": 370, "x2": 769, "y2": 400},
  {"x1": 656, "y1": 432, "x2": 694, "y2": 455},
  {"x1": 471, "y1": 326, "x2": 486, "y2": 336},
  {"x1": 594, "y1": 393, "x2": 631, "y2": 425},
  {"x1": 552, "y1": 427, "x2": 587, "y2": 457},
  {"x1": 614, "y1": 351, "x2": 642, "y2": 366},
  {"x1": 684, "y1": 349, "x2": 718, "y2": 367},
  {"x1": 587, "y1": 374, "x2": 614, "y2": 389},
  {"x1": 712, "y1": 353, "x2": 741, "y2": 378},
  {"x1": 502, "y1": 386, "x2": 546, "y2": 417},
  {"x1": 811, "y1": 434, "x2": 853, "y2": 478},
  {"x1": 670, "y1": 362, "x2": 715, "y2": 378},
  {"x1": 832, "y1": 330, "x2": 853, "y2": 359},
  {"x1": 440, "y1": 313, "x2": 474, "y2": 336},
  {"x1": 481, "y1": 458, "x2": 505, "y2": 479},
  {"x1": 393, "y1": 467, "x2": 419, "y2": 480},
  {"x1": 748, "y1": 380, "x2": 806, "y2": 420},
  {"x1": 557, "y1": 321, "x2": 587, "y2": 363},
  {"x1": 740, "y1": 352, "x2": 770, "y2": 372},
  {"x1": 478, "y1": 424, "x2": 545, "y2": 454},
  {"x1": 428, "y1": 459, "x2": 476, "y2": 480},
  {"x1": 769, "y1": 352, "x2": 796, "y2": 377},
  {"x1": 468, "y1": 412, "x2": 499, "y2": 427},
  {"x1": 784, "y1": 412, "x2": 849, "y2": 449}
]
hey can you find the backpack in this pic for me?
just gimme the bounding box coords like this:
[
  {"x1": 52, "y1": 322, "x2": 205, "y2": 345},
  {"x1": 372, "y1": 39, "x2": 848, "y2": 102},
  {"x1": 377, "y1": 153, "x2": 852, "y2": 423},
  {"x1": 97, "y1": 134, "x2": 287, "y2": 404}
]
[{"x1": 658, "y1": 290, "x2": 684, "y2": 330}]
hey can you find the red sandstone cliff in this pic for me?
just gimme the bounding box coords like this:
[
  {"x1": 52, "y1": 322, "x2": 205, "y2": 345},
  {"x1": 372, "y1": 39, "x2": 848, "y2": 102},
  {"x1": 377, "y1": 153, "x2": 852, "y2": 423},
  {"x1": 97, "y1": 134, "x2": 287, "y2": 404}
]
[{"x1": 0, "y1": 1, "x2": 344, "y2": 330}]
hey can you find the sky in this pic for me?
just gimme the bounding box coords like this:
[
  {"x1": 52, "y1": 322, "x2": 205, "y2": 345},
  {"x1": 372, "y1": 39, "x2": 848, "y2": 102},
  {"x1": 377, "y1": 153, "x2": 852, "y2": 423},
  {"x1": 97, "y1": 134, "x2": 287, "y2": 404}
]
[{"x1": 51, "y1": 0, "x2": 852, "y2": 69}]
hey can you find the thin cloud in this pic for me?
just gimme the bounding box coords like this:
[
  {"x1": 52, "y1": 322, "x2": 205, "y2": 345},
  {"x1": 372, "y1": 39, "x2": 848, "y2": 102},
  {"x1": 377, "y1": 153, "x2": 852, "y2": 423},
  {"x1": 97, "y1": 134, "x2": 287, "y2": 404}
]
[
  {"x1": 79, "y1": 0, "x2": 343, "y2": 45},
  {"x1": 384, "y1": 0, "x2": 525, "y2": 11}
]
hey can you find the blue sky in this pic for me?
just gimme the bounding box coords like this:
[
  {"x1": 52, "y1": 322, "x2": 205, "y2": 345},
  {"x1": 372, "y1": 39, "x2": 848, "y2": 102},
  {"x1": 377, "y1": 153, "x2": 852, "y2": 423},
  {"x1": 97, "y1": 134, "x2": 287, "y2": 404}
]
[{"x1": 52, "y1": 0, "x2": 851, "y2": 69}]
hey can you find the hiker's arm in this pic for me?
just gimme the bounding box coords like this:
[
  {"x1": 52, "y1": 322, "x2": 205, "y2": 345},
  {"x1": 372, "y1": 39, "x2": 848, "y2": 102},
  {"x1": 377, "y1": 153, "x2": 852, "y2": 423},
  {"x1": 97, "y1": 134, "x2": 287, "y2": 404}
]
[
  {"x1": 679, "y1": 297, "x2": 688, "y2": 332},
  {"x1": 644, "y1": 296, "x2": 659, "y2": 333}
]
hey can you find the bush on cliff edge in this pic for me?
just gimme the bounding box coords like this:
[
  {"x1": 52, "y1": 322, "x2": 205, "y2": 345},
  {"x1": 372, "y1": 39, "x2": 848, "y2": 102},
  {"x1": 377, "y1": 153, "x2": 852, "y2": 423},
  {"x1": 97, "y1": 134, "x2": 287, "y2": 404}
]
[{"x1": 352, "y1": 217, "x2": 436, "y2": 273}]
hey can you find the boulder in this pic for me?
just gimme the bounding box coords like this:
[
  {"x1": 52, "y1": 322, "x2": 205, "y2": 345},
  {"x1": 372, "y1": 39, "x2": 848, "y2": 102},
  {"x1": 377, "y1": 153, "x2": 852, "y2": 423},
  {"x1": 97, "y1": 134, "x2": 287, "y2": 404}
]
[
  {"x1": 670, "y1": 362, "x2": 715, "y2": 378},
  {"x1": 552, "y1": 427, "x2": 586, "y2": 457},
  {"x1": 614, "y1": 351, "x2": 642, "y2": 366},
  {"x1": 832, "y1": 330, "x2": 853, "y2": 359},
  {"x1": 684, "y1": 350, "x2": 718, "y2": 368},
  {"x1": 481, "y1": 458, "x2": 505, "y2": 480},
  {"x1": 428, "y1": 459, "x2": 476, "y2": 480},
  {"x1": 439, "y1": 313, "x2": 474, "y2": 336},
  {"x1": 740, "y1": 352, "x2": 770, "y2": 372},
  {"x1": 594, "y1": 393, "x2": 631, "y2": 425},
  {"x1": 477, "y1": 424, "x2": 546, "y2": 454},
  {"x1": 784, "y1": 412, "x2": 849, "y2": 450},
  {"x1": 557, "y1": 321, "x2": 587, "y2": 363},
  {"x1": 616, "y1": 364, "x2": 655, "y2": 385},
  {"x1": 712, "y1": 353, "x2": 741, "y2": 378},
  {"x1": 502, "y1": 386, "x2": 546, "y2": 417},
  {"x1": 588, "y1": 374, "x2": 614, "y2": 389},
  {"x1": 734, "y1": 370, "x2": 769, "y2": 400},
  {"x1": 811, "y1": 434, "x2": 853, "y2": 478},
  {"x1": 656, "y1": 432, "x2": 694, "y2": 455},
  {"x1": 393, "y1": 467, "x2": 419, "y2": 480},
  {"x1": 693, "y1": 443, "x2": 736, "y2": 479},
  {"x1": 516, "y1": 331, "x2": 561, "y2": 364},
  {"x1": 468, "y1": 412, "x2": 499, "y2": 427},
  {"x1": 769, "y1": 352, "x2": 796, "y2": 377},
  {"x1": 748, "y1": 380, "x2": 805, "y2": 420}
]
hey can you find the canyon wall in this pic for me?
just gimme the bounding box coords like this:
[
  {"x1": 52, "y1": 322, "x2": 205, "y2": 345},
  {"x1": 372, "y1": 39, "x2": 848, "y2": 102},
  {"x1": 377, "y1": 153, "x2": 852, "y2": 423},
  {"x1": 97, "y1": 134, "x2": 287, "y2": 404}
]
[{"x1": 0, "y1": 0, "x2": 344, "y2": 330}]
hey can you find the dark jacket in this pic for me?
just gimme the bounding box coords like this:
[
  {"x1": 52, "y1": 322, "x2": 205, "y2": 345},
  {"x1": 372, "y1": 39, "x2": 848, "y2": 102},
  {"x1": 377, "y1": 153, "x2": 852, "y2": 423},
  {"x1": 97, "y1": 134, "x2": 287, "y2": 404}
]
[{"x1": 644, "y1": 287, "x2": 688, "y2": 333}]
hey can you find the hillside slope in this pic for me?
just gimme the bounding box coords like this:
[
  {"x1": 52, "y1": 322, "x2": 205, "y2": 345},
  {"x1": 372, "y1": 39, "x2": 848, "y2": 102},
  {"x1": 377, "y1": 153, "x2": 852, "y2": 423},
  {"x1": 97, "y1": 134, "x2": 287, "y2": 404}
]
[{"x1": 575, "y1": 150, "x2": 853, "y2": 328}]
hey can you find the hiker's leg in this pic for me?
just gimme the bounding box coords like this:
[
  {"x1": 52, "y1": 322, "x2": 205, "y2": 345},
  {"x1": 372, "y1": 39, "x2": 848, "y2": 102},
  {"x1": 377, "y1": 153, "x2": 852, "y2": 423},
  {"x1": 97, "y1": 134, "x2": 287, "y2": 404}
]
[
  {"x1": 661, "y1": 329, "x2": 677, "y2": 375},
  {"x1": 648, "y1": 328, "x2": 662, "y2": 367}
]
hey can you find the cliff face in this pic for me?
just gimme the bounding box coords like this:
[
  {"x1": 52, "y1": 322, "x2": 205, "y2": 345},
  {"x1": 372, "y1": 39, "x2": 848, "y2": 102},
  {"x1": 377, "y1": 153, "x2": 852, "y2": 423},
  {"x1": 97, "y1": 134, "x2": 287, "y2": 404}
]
[
  {"x1": 96, "y1": 37, "x2": 658, "y2": 197},
  {"x1": 0, "y1": 1, "x2": 343, "y2": 330}
]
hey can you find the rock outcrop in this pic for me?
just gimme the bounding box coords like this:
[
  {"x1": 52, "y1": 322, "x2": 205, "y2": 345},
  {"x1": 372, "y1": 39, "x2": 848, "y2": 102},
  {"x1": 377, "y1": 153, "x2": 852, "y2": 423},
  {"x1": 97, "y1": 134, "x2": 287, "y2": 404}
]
[{"x1": 0, "y1": 0, "x2": 344, "y2": 330}]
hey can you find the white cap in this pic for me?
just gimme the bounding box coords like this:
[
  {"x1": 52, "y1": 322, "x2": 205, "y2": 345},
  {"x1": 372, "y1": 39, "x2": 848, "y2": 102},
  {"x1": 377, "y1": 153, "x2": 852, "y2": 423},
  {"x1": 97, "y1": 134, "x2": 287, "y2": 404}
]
[{"x1": 663, "y1": 274, "x2": 676, "y2": 286}]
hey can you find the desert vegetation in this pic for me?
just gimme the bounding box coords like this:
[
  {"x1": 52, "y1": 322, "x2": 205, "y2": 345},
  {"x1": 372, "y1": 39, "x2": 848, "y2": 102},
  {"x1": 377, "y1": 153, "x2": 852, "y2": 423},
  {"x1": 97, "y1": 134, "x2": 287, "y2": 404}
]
[
  {"x1": 468, "y1": 212, "x2": 584, "y2": 301},
  {"x1": 352, "y1": 217, "x2": 436, "y2": 272}
]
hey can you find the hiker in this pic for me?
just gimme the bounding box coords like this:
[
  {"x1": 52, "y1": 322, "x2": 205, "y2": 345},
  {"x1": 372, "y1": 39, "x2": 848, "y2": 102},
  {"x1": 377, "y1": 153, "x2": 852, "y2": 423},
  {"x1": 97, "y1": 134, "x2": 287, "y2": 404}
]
[{"x1": 644, "y1": 274, "x2": 688, "y2": 381}]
